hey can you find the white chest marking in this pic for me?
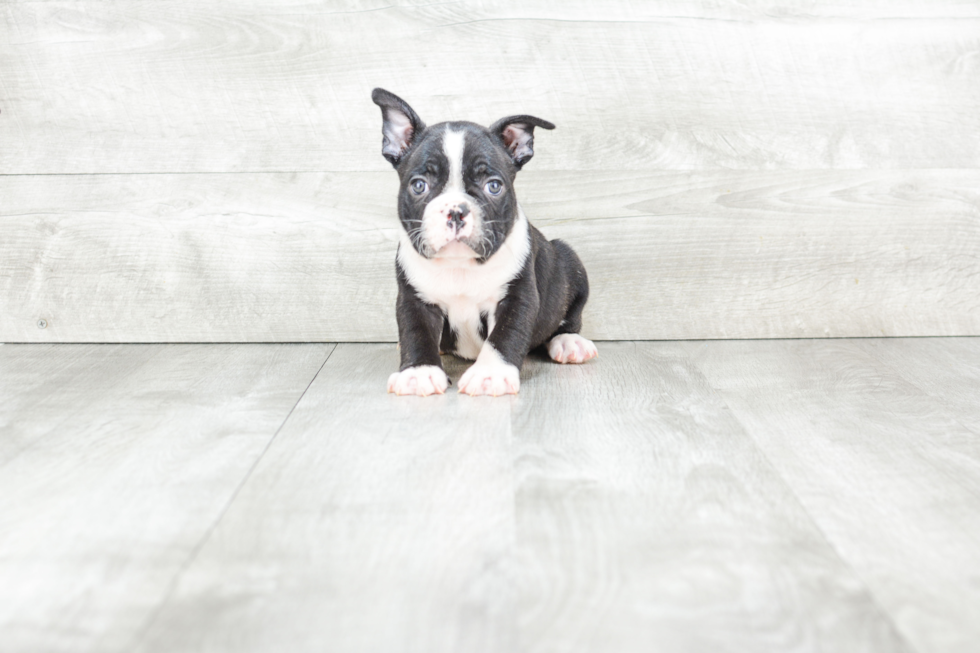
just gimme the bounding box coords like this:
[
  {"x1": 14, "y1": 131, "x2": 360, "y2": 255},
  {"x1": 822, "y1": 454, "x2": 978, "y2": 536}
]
[{"x1": 398, "y1": 208, "x2": 531, "y2": 360}]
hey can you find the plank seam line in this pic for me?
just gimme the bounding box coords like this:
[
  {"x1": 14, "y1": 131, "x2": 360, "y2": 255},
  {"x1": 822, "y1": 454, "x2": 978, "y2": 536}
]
[
  {"x1": 3, "y1": 336, "x2": 976, "y2": 346},
  {"x1": 428, "y1": 15, "x2": 980, "y2": 29},
  {"x1": 0, "y1": 171, "x2": 396, "y2": 177},
  {"x1": 124, "y1": 343, "x2": 338, "y2": 650},
  {"x1": 2, "y1": 168, "x2": 980, "y2": 177},
  {"x1": 708, "y1": 380, "x2": 921, "y2": 652}
]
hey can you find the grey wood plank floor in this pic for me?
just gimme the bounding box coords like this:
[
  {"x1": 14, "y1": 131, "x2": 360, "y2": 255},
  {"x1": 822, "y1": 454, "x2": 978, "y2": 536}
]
[
  {"x1": 0, "y1": 339, "x2": 977, "y2": 653},
  {"x1": 0, "y1": 344, "x2": 334, "y2": 653}
]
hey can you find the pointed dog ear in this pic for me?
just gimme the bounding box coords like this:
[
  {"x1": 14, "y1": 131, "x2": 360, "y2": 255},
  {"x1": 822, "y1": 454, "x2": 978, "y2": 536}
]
[
  {"x1": 371, "y1": 88, "x2": 426, "y2": 168},
  {"x1": 489, "y1": 115, "x2": 555, "y2": 170}
]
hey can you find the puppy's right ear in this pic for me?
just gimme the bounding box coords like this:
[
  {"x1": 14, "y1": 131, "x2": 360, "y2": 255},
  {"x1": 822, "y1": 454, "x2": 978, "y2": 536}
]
[{"x1": 371, "y1": 88, "x2": 426, "y2": 168}]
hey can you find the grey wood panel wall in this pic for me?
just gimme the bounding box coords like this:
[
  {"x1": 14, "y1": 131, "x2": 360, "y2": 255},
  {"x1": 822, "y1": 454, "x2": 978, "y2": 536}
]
[{"x1": 2, "y1": 1, "x2": 978, "y2": 341}]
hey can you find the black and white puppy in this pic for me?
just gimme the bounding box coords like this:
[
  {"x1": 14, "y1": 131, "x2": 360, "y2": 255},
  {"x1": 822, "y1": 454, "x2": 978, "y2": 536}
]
[{"x1": 372, "y1": 88, "x2": 597, "y2": 397}]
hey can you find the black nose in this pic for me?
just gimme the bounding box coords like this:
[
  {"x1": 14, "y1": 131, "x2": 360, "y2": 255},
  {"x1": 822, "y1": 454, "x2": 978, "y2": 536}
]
[{"x1": 447, "y1": 203, "x2": 470, "y2": 228}]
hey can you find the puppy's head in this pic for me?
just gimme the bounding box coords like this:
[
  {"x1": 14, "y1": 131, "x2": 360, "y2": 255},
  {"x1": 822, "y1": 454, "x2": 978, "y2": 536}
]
[{"x1": 371, "y1": 88, "x2": 554, "y2": 261}]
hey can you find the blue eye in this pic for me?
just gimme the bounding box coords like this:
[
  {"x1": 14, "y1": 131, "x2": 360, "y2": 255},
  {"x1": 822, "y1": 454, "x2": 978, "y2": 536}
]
[
  {"x1": 485, "y1": 179, "x2": 503, "y2": 195},
  {"x1": 411, "y1": 179, "x2": 428, "y2": 195}
]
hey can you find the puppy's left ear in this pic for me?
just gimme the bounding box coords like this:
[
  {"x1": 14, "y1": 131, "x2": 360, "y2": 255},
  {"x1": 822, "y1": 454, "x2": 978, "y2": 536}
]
[
  {"x1": 489, "y1": 115, "x2": 555, "y2": 170},
  {"x1": 372, "y1": 88, "x2": 426, "y2": 168}
]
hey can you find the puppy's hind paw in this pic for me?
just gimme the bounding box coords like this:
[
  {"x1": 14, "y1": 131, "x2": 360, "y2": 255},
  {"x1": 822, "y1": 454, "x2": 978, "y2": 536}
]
[
  {"x1": 387, "y1": 366, "x2": 449, "y2": 397},
  {"x1": 548, "y1": 333, "x2": 598, "y2": 364}
]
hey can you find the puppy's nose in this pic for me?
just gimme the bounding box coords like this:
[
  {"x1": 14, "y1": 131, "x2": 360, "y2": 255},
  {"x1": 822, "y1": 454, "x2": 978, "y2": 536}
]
[{"x1": 447, "y1": 203, "x2": 470, "y2": 229}]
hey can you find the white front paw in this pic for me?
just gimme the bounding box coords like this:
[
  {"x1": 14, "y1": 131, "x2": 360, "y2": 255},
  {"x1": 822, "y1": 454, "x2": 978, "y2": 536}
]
[
  {"x1": 387, "y1": 366, "x2": 449, "y2": 396},
  {"x1": 458, "y1": 361, "x2": 520, "y2": 396},
  {"x1": 548, "y1": 333, "x2": 598, "y2": 364}
]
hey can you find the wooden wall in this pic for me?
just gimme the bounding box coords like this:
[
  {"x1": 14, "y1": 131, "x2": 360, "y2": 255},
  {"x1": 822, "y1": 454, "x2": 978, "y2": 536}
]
[{"x1": 2, "y1": 1, "x2": 978, "y2": 342}]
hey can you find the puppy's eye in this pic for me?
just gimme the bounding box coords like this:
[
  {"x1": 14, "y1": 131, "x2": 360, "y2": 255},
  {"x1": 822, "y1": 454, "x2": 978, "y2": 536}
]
[
  {"x1": 485, "y1": 180, "x2": 503, "y2": 196},
  {"x1": 411, "y1": 179, "x2": 428, "y2": 195}
]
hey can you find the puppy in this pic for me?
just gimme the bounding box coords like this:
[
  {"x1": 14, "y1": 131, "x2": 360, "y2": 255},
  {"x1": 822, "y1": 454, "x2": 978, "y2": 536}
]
[{"x1": 372, "y1": 88, "x2": 597, "y2": 396}]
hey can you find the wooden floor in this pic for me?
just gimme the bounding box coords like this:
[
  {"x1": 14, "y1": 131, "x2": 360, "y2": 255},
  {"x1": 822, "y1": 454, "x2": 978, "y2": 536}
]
[{"x1": 1, "y1": 339, "x2": 978, "y2": 653}]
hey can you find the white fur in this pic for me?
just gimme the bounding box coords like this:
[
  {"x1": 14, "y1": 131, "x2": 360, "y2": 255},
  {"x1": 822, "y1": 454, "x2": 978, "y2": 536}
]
[
  {"x1": 443, "y1": 128, "x2": 465, "y2": 192},
  {"x1": 458, "y1": 345, "x2": 520, "y2": 396},
  {"x1": 421, "y1": 193, "x2": 477, "y2": 252},
  {"x1": 398, "y1": 206, "x2": 531, "y2": 360},
  {"x1": 387, "y1": 365, "x2": 449, "y2": 396},
  {"x1": 548, "y1": 333, "x2": 598, "y2": 364}
]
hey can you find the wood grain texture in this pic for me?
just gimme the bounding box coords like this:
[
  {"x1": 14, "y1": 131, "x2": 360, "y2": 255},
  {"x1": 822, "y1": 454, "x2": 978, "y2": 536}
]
[
  {"x1": 5, "y1": 339, "x2": 980, "y2": 651},
  {"x1": 1, "y1": 2, "x2": 979, "y2": 173},
  {"x1": 0, "y1": 343, "x2": 332, "y2": 653},
  {"x1": 0, "y1": 172, "x2": 402, "y2": 342},
  {"x1": 137, "y1": 344, "x2": 920, "y2": 653},
  {"x1": 0, "y1": 343, "x2": 160, "y2": 464},
  {"x1": 689, "y1": 338, "x2": 980, "y2": 653},
  {"x1": 4, "y1": 1, "x2": 979, "y2": 341},
  {"x1": 854, "y1": 338, "x2": 980, "y2": 436},
  {"x1": 133, "y1": 342, "x2": 915, "y2": 653},
  {"x1": 134, "y1": 344, "x2": 517, "y2": 653},
  {"x1": 2, "y1": 169, "x2": 978, "y2": 342},
  {"x1": 511, "y1": 342, "x2": 908, "y2": 653}
]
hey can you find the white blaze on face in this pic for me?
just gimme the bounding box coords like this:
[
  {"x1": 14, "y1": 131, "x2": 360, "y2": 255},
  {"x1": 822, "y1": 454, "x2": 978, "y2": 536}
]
[
  {"x1": 444, "y1": 128, "x2": 465, "y2": 192},
  {"x1": 420, "y1": 127, "x2": 481, "y2": 254}
]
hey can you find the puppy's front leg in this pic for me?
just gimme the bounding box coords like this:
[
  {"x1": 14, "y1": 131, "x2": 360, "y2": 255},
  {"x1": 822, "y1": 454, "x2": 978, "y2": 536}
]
[
  {"x1": 458, "y1": 279, "x2": 538, "y2": 397},
  {"x1": 388, "y1": 274, "x2": 448, "y2": 397}
]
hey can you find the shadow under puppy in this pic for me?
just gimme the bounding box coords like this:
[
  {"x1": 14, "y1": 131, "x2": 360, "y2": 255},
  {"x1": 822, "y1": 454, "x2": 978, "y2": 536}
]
[{"x1": 372, "y1": 88, "x2": 597, "y2": 397}]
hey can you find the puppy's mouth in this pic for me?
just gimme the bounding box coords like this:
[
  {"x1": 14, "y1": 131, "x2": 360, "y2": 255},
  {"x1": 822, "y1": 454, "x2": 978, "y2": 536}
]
[
  {"x1": 433, "y1": 235, "x2": 482, "y2": 259},
  {"x1": 430, "y1": 217, "x2": 488, "y2": 259},
  {"x1": 433, "y1": 239, "x2": 478, "y2": 258}
]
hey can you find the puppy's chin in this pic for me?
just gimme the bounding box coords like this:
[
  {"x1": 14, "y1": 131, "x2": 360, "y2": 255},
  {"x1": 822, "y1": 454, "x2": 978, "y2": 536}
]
[{"x1": 432, "y1": 240, "x2": 480, "y2": 260}]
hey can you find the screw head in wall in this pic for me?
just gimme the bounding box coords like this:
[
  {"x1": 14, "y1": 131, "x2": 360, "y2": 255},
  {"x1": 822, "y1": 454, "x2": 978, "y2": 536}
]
[{"x1": 37, "y1": 319, "x2": 47, "y2": 329}]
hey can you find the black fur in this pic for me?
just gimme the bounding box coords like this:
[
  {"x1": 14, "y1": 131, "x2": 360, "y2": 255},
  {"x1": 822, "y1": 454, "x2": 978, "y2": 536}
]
[{"x1": 479, "y1": 227, "x2": 590, "y2": 368}]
